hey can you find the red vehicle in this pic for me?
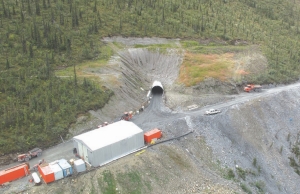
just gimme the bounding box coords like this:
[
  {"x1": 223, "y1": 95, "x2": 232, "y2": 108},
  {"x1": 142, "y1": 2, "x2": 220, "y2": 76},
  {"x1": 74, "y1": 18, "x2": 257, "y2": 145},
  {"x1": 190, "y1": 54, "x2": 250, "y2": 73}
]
[
  {"x1": 121, "y1": 111, "x2": 133, "y2": 121},
  {"x1": 244, "y1": 84, "x2": 262, "y2": 92},
  {"x1": 18, "y1": 148, "x2": 43, "y2": 162}
]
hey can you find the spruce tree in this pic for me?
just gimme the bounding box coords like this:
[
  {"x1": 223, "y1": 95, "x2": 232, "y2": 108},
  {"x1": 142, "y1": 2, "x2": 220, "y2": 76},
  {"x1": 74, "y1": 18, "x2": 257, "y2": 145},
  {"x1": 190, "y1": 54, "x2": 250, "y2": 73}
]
[{"x1": 6, "y1": 58, "x2": 10, "y2": 69}]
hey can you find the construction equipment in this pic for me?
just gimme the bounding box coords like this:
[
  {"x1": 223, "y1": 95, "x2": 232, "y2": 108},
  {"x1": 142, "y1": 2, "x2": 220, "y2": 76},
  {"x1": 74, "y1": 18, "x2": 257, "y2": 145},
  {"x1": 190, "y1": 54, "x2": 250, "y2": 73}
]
[
  {"x1": 244, "y1": 84, "x2": 262, "y2": 92},
  {"x1": 17, "y1": 148, "x2": 42, "y2": 162},
  {"x1": 205, "y1": 109, "x2": 221, "y2": 115},
  {"x1": 32, "y1": 159, "x2": 45, "y2": 172},
  {"x1": 121, "y1": 111, "x2": 133, "y2": 121}
]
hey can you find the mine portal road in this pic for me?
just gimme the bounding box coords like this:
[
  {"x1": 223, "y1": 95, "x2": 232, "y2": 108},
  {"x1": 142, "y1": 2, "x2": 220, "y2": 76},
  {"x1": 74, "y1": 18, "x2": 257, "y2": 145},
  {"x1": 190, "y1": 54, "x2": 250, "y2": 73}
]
[
  {"x1": 133, "y1": 82, "x2": 300, "y2": 127},
  {"x1": 1, "y1": 82, "x2": 300, "y2": 171}
]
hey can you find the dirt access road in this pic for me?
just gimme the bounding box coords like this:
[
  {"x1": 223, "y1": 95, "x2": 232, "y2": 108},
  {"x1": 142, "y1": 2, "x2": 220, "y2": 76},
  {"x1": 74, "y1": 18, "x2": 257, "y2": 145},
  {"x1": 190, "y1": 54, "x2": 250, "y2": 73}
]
[
  {"x1": 1, "y1": 82, "x2": 299, "y2": 194},
  {"x1": 2, "y1": 82, "x2": 299, "y2": 172},
  {"x1": 0, "y1": 141, "x2": 74, "y2": 172},
  {"x1": 132, "y1": 82, "x2": 300, "y2": 130}
]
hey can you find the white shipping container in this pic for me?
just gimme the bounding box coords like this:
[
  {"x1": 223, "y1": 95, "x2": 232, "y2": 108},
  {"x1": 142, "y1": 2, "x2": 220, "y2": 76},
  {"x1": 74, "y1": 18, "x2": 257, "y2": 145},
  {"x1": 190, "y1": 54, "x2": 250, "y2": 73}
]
[
  {"x1": 49, "y1": 163, "x2": 64, "y2": 181},
  {"x1": 74, "y1": 159, "x2": 86, "y2": 173}
]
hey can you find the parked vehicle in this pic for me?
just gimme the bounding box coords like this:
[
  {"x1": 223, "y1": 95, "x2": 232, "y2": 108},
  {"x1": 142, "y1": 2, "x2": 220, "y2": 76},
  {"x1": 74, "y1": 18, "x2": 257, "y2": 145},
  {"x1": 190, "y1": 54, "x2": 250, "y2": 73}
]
[
  {"x1": 18, "y1": 148, "x2": 43, "y2": 162},
  {"x1": 244, "y1": 84, "x2": 262, "y2": 92},
  {"x1": 121, "y1": 111, "x2": 133, "y2": 121},
  {"x1": 205, "y1": 109, "x2": 221, "y2": 115}
]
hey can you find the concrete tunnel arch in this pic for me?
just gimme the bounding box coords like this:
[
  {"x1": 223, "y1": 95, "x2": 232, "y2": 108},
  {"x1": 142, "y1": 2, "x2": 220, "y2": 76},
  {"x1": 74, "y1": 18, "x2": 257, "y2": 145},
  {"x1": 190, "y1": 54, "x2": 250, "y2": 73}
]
[{"x1": 151, "y1": 81, "x2": 164, "y2": 95}]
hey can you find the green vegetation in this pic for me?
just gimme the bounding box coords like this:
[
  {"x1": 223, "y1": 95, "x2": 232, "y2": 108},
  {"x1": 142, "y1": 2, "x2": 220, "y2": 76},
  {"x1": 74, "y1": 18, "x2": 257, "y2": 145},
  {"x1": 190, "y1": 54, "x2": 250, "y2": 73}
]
[
  {"x1": 161, "y1": 145, "x2": 191, "y2": 170},
  {"x1": 252, "y1": 158, "x2": 257, "y2": 167},
  {"x1": 117, "y1": 170, "x2": 150, "y2": 194},
  {"x1": 241, "y1": 183, "x2": 252, "y2": 194},
  {"x1": 289, "y1": 143, "x2": 300, "y2": 175},
  {"x1": 224, "y1": 168, "x2": 235, "y2": 180},
  {"x1": 90, "y1": 176, "x2": 97, "y2": 194},
  {"x1": 1, "y1": 0, "x2": 300, "y2": 153},
  {"x1": 178, "y1": 52, "x2": 234, "y2": 86},
  {"x1": 97, "y1": 170, "x2": 150, "y2": 194},
  {"x1": 254, "y1": 181, "x2": 265, "y2": 193},
  {"x1": 236, "y1": 167, "x2": 246, "y2": 180},
  {"x1": 98, "y1": 170, "x2": 117, "y2": 194},
  {"x1": 280, "y1": 146, "x2": 283, "y2": 154}
]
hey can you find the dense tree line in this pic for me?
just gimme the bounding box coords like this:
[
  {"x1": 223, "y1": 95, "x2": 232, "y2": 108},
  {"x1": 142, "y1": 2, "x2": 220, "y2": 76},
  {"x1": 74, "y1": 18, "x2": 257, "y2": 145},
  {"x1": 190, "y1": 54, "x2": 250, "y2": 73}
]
[
  {"x1": 0, "y1": 0, "x2": 300, "y2": 154},
  {"x1": 0, "y1": 56, "x2": 113, "y2": 154}
]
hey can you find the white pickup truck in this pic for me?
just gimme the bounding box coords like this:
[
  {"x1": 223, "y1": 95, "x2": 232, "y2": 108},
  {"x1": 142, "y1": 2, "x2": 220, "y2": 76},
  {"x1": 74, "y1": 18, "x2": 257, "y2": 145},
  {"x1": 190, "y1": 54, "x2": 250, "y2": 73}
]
[{"x1": 205, "y1": 109, "x2": 221, "y2": 115}]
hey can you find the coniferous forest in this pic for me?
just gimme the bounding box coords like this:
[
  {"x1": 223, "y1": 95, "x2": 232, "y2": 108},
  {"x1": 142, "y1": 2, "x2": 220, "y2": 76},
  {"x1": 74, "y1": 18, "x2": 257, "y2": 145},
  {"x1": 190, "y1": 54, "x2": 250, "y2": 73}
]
[{"x1": 1, "y1": 0, "x2": 300, "y2": 154}]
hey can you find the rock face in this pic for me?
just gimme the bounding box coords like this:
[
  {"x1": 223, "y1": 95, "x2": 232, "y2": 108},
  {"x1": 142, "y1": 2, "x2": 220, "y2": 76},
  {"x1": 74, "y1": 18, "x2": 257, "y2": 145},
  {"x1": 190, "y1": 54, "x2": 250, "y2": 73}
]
[{"x1": 192, "y1": 77, "x2": 238, "y2": 94}]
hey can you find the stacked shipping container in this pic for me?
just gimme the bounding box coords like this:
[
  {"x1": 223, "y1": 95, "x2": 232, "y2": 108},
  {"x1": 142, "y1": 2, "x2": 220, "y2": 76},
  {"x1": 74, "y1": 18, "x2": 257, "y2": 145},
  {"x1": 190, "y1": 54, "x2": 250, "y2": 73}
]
[
  {"x1": 38, "y1": 159, "x2": 73, "y2": 184},
  {"x1": 1, "y1": 159, "x2": 75, "y2": 185}
]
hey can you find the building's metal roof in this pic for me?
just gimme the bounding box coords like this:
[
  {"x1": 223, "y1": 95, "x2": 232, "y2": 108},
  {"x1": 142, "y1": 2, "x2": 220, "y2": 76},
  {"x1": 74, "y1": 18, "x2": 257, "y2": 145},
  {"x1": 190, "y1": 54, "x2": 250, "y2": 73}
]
[{"x1": 73, "y1": 120, "x2": 143, "y2": 151}]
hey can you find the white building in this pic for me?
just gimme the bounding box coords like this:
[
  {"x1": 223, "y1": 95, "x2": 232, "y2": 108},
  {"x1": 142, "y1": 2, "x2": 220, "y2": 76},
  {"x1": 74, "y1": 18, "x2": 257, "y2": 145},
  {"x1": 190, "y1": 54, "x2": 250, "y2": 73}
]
[{"x1": 73, "y1": 120, "x2": 144, "y2": 167}]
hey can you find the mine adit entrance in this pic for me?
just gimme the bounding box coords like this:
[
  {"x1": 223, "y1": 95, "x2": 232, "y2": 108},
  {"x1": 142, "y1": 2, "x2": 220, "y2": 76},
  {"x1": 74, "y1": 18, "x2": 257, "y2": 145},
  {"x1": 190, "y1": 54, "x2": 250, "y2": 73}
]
[{"x1": 151, "y1": 81, "x2": 164, "y2": 95}]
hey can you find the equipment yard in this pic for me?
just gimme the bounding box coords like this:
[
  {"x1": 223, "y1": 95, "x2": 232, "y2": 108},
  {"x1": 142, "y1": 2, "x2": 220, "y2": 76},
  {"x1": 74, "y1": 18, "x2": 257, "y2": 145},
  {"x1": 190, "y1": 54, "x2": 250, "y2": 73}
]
[{"x1": 1, "y1": 37, "x2": 300, "y2": 194}]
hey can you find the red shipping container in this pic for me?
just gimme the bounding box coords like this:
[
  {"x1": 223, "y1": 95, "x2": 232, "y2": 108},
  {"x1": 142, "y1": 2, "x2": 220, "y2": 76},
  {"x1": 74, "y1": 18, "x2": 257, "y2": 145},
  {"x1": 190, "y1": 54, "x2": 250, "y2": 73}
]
[
  {"x1": 144, "y1": 128, "x2": 162, "y2": 143},
  {"x1": 0, "y1": 163, "x2": 30, "y2": 185},
  {"x1": 38, "y1": 164, "x2": 55, "y2": 184}
]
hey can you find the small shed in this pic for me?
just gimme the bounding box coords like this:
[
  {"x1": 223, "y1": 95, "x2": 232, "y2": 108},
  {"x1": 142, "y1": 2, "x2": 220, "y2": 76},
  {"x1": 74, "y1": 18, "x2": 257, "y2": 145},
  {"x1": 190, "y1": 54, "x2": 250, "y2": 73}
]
[
  {"x1": 74, "y1": 159, "x2": 86, "y2": 173},
  {"x1": 73, "y1": 120, "x2": 144, "y2": 167},
  {"x1": 57, "y1": 159, "x2": 73, "y2": 177}
]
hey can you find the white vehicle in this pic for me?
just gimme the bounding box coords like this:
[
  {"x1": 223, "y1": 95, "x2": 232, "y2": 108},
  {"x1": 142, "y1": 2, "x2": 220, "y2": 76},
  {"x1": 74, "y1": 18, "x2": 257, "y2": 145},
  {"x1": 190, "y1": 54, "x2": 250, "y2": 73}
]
[{"x1": 205, "y1": 109, "x2": 221, "y2": 115}]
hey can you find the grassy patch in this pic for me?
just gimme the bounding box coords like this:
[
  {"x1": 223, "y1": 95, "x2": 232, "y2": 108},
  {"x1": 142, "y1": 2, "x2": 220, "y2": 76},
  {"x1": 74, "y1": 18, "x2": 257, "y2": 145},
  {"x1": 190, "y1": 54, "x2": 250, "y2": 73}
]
[
  {"x1": 55, "y1": 44, "x2": 113, "y2": 79},
  {"x1": 160, "y1": 145, "x2": 191, "y2": 170},
  {"x1": 289, "y1": 143, "x2": 300, "y2": 175},
  {"x1": 254, "y1": 181, "x2": 265, "y2": 193},
  {"x1": 178, "y1": 52, "x2": 234, "y2": 86},
  {"x1": 181, "y1": 40, "x2": 200, "y2": 48},
  {"x1": 134, "y1": 43, "x2": 175, "y2": 49},
  {"x1": 98, "y1": 170, "x2": 117, "y2": 194},
  {"x1": 90, "y1": 178, "x2": 96, "y2": 194},
  {"x1": 224, "y1": 168, "x2": 235, "y2": 180},
  {"x1": 241, "y1": 184, "x2": 252, "y2": 194},
  {"x1": 133, "y1": 43, "x2": 179, "y2": 54},
  {"x1": 236, "y1": 167, "x2": 246, "y2": 180},
  {"x1": 117, "y1": 170, "x2": 149, "y2": 194},
  {"x1": 190, "y1": 45, "x2": 248, "y2": 54},
  {"x1": 252, "y1": 158, "x2": 257, "y2": 167}
]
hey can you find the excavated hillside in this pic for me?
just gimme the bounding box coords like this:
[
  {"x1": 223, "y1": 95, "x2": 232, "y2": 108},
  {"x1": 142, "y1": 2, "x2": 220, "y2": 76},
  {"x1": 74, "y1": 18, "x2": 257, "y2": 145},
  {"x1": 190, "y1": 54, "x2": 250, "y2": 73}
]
[{"x1": 1, "y1": 37, "x2": 300, "y2": 194}]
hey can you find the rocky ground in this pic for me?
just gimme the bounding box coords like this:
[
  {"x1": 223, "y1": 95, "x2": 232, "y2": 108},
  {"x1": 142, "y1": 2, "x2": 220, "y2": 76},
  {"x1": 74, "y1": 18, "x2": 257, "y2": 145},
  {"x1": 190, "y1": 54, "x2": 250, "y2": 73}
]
[{"x1": 1, "y1": 37, "x2": 300, "y2": 194}]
